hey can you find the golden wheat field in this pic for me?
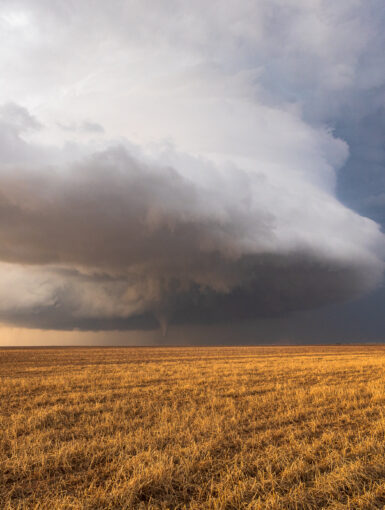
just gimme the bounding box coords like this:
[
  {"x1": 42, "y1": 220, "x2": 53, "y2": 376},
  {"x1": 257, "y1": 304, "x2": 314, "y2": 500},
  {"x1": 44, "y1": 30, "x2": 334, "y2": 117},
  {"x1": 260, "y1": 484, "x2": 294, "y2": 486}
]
[{"x1": 2, "y1": 345, "x2": 385, "y2": 509}]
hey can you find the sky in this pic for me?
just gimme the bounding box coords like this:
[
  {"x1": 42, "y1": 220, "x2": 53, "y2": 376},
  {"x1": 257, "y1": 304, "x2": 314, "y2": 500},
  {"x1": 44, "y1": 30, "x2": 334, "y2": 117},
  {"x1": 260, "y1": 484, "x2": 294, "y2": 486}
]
[{"x1": 0, "y1": 0, "x2": 385, "y2": 345}]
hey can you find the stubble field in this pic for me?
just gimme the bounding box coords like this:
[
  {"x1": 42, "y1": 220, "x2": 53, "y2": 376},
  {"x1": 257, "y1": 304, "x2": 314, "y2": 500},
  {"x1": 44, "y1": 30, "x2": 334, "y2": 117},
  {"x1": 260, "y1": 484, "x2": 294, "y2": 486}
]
[{"x1": 2, "y1": 345, "x2": 385, "y2": 509}]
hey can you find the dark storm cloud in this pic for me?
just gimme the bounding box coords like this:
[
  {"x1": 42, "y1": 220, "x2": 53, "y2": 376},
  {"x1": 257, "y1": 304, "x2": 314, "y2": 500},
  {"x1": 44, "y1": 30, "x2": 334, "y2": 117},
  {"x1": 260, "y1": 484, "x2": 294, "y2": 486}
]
[
  {"x1": 0, "y1": 1, "x2": 385, "y2": 334},
  {"x1": 0, "y1": 107, "x2": 382, "y2": 331}
]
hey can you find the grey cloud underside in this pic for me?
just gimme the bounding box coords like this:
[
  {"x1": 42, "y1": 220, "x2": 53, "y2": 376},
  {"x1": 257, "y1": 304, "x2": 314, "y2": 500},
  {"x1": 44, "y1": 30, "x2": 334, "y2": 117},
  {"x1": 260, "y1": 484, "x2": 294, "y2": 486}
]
[{"x1": 0, "y1": 255, "x2": 377, "y2": 331}]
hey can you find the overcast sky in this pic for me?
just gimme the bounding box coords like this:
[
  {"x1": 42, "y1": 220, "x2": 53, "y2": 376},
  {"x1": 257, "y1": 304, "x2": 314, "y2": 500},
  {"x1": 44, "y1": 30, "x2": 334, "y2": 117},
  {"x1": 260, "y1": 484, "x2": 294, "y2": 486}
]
[{"x1": 0, "y1": 0, "x2": 385, "y2": 344}]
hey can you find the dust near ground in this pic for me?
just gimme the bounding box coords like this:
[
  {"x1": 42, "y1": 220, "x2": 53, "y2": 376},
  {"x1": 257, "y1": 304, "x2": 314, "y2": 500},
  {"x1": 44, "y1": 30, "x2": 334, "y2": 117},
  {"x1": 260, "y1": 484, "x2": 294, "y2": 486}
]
[{"x1": 2, "y1": 345, "x2": 385, "y2": 509}]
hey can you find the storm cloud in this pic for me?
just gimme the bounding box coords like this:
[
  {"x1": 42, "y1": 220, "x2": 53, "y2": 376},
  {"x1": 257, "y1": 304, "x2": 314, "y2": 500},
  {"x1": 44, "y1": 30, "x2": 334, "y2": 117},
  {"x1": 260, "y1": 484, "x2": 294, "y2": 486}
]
[{"x1": 0, "y1": 1, "x2": 384, "y2": 332}]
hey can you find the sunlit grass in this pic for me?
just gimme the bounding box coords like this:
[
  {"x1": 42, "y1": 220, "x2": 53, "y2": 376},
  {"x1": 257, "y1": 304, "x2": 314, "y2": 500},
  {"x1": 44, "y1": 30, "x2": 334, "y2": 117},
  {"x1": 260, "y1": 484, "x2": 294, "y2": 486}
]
[{"x1": 2, "y1": 345, "x2": 385, "y2": 509}]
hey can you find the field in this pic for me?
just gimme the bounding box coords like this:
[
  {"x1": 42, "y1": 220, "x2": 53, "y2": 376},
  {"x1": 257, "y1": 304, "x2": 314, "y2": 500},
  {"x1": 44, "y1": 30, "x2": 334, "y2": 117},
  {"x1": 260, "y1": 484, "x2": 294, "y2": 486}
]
[{"x1": 2, "y1": 346, "x2": 385, "y2": 509}]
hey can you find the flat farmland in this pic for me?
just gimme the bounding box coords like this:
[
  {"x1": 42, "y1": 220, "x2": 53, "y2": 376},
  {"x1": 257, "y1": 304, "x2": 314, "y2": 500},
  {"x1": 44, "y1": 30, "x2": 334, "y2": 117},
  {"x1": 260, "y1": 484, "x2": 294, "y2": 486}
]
[{"x1": 2, "y1": 345, "x2": 385, "y2": 509}]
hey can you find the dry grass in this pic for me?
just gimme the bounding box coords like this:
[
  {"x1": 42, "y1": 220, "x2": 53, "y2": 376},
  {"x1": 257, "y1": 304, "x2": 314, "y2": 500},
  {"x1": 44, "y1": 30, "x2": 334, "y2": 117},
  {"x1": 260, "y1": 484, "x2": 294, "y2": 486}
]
[{"x1": 2, "y1": 345, "x2": 385, "y2": 509}]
